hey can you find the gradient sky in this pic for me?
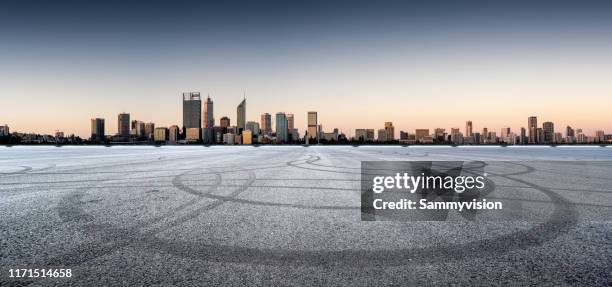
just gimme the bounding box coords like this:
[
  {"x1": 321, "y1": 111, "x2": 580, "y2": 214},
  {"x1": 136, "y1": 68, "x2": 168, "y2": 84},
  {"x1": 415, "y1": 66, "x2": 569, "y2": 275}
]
[{"x1": 1, "y1": 0, "x2": 611, "y2": 137}]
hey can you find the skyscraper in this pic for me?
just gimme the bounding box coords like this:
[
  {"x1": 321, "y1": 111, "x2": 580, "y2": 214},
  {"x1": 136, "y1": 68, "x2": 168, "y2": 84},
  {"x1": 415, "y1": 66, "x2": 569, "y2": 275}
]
[
  {"x1": 384, "y1": 122, "x2": 395, "y2": 141},
  {"x1": 543, "y1": 122, "x2": 554, "y2": 144},
  {"x1": 203, "y1": 95, "x2": 214, "y2": 128},
  {"x1": 307, "y1": 111, "x2": 318, "y2": 142},
  {"x1": 287, "y1": 113, "x2": 295, "y2": 130},
  {"x1": 118, "y1": 113, "x2": 130, "y2": 137},
  {"x1": 465, "y1": 121, "x2": 473, "y2": 137},
  {"x1": 182, "y1": 92, "x2": 201, "y2": 130},
  {"x1": 237, "y1": 98, "x2": 246, "y2": 133},
  {"x1": 220, "y1": 117, "x2": 230, "y2": 128},
  {"x1": 145, "y1": 122, "x2": 155, "y2": 139},
  {"x1": 246, "y1": 121, "x2": 260, "y2": 135},
  {"x1": 528, "y1": 116, "x2": 538, "y2": 144},
  {"x1": 520, "y1": 127, "x2": 526, "y2": 144},
  {"x1": 168, "y1": 125, "x2": 179, "y2": 143},
  {"x1": 275, "y1": 112, "x2": 288, "y2": 143},
  {"x1": 90, "y1": 118, "x2": 105, "y2": 143},
  {"x1": 260, "y1": 113, "x2": 272, "y2": 133}
]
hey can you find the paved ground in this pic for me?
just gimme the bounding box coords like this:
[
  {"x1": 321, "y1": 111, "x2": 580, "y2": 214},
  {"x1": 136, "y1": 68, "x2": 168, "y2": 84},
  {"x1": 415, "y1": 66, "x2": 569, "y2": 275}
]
[{"x1": 1, "y1": 146, "x2": 611, "y2": 286}]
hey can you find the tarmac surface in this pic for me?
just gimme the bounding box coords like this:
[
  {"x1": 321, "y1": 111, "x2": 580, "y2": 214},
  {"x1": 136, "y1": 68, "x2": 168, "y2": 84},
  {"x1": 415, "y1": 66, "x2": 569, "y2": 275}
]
[{"x1": 1, "y1": 145, "x2": 611, "y2": 286}]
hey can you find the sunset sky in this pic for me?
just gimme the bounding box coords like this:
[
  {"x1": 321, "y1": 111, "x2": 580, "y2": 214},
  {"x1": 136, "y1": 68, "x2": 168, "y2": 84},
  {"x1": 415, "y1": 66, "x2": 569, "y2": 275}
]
[{"x1": 1, "y1": 0, "x2": 611, "y2": 137}]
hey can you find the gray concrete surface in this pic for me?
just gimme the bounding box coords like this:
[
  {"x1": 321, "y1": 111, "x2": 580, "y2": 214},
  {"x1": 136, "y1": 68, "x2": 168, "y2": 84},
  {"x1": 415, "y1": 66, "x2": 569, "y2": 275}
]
[{"x1": 1, "y1": 146, "x2": 611, "y2": 286}]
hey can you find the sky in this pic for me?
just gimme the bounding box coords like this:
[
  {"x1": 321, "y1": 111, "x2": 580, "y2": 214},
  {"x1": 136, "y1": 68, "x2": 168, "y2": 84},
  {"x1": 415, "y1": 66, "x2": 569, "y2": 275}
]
[{"x1": 1, "y1": 0, "x2": 611, "y2": 138}]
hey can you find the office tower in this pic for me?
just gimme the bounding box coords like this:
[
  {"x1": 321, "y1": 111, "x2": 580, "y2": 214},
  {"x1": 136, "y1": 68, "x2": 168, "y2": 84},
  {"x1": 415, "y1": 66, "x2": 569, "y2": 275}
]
[
  {"x1": 275, "y1": 112, "x2": 288, "y2": 143},
  {"x1": 118, "y1": 113, "x2": 130, "y2": 137},
  {"x1": 90, "y1": 118, "x2": 105, "y2": 142},
  {"x1": 465, "y1": 121, "x2": 473, "y2": 137},
  {"x1": 307, "y1": 111, "x2": 318, "y2": 142},
  {"x1": 434, "y1": 128, "x2": 446, "y2": 142},
  {"x1": 135, "y1": 121, "x2": 146, "y2": 137},
  {"x1": 377, "y1": 129, "x2": 387, "y2": 142},
  {"x1": 384, "y1": 122, "x2": 395, "y2": 141},
  {"x1": 415, "y1": 129, "x2": 429, "y2": 142},
  {"x1": 355, "y1": 129, "x2": 374, "y2": 142},
  {"x1": 0, "y1": 125, "x2": 9, "y2": 136},
  {"x1": 287, "y1": 114, "x2": 295, "y2": 130},
  {"x1": 242, "y1": 130, "x2": 253, "y2": 145},
  {"x1": 153, "y1": 127, "x2": 168, "y2": 142},
  {"x1": 168, "y1": 125, "x2": 179, "y2": 143},
  {"x1": 482, "y1": 127, "x2": 488, "y2": 143},
  {"x1": 182, "y1": 92, "x2": 202, "y2": 130},
  {"x1": 450, "y1": 128, "x2": 462, "y2": 144},
  {"x1": 246, "y1": 121, "x2": 260, "y2": 135},
  {"x1": 543, "y1": 122, "x2": 554, "y2": 144},
  {"x1": 220, "y1": 117, "x2": 230, "y2": 128},
  {"x1": 566, "y1": 126, "x2": 575, "y2": 143},
  {"x1": 203, "y1": 95, "x2": 214, "y2": 128},
  {"x1": 528, "y1": 116, "x2": 537, "y2": 144},
  {"x1": 400, "y1": 131, "x2": 408, "y2": 140},
  {"x1": 501, "y1": 127, "x2": 511, "y2": 142},
  {"x1": 537, "y1": 128, "x2": 544, "y2": 144},
  {"x1": 595, "y1": 130, "x2": 605, "y2": 143},
  {"x1": 554, "y1": 132, "x2": 563, "y2": 144},
  {"x1": 236, "y1": 98, "x2": 246, "y2": 133},
  {"x1": 488, "y1": 131, "x2": 497, "y2": 143},
  {"x1": 520, "y1": 127, "x2": 526, "y2": 144},
  {"x1": 260, "y1": 113, "x2": 272, "y2": 133},
  {"x1": 145, "y1": 122, "x2": 155, "y2": 138},
  {"x1": 186, "y1": 128, "x2": 201, "y2": 142}
]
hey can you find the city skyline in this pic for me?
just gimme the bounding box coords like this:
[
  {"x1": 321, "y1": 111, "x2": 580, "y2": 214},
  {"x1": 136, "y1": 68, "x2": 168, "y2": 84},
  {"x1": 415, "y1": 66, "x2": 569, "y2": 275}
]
[{"x1": 2, "y1": 1, "x2": 612, "y2": 137}]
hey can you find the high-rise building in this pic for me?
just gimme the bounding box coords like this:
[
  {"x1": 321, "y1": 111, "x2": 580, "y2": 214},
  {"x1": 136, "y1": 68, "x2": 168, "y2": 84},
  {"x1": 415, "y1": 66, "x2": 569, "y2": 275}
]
[
  {"x1": 118, "y1": 113, "x2": 130, "y2": 137},
  {"x1": 236, "y1": 98, "x2": 246, "y2": 133},
  {"x1": 135, "y1": 121, "x2": 146, "y2": 138},
  {"x1": 415, "y1": 129, "x2": 429, "y2": 142},
  {"x1": 0, "y1": 124, "x2": 10, "y2": 136},
  {"x1": 595, "y1": 130, "x2": 605, "y2": 143},
  {"x1": 384, "y1": 122, "x2": 395, "y2": 141},
  {"x1": 543, "y1": 122, "x2": 554, "y2": 144},
  {"x1": 528, "y1": 116, "x2": 538, "y2": 144},
  {"x1": 246, "y1": 121, "x2": 260, "y2": 135},
  {"x1": 145, "y1": 122, "x2": 155, "y2": 139},
  {"x1": 90, "y1": 118, "x2": 105, "y2": 142},
  {"x1": 203, "y1": 95, "x2": 214, "y2": 128},
  {"x1": 260, "y1": 113, "x2": 272, "y2": 133},
  {"x1": 307, "y1": 111, "x2": 318, "y2": 142},
  {"x1": 220, "y1": 117, "x2": 230, "y2": 128},
  {"x1": 465, "y1": 121, "x2": 473, "y2": 137},
  {"x1": 482, "y1": 127, "x2": 488, "y2": 144},
  {"x1": 275, "y1": 112, "x2": 288, "y2": 143},
  {"x1": 287, "y1": 113, "x2": 295, "y2": 130},
  {"x1": 566, "y1": 126, "x2": 575, "y2": 143},
  {"x1": 182, "y1": 92, "x2": 201, "y2": 130},
  {"x1": 501, "y1": 127, "x2": 511, "y2": 142},
  {"x1": 355, "y1": 129, "x2": 374, "y2": 142},
  {"x1": 400, "y1": 131, "x2": 409, "y2": 140},
  {"x1": 520, "y1": 127, "x2": 526, "y2": 144},
  {"x1": 377, "y1": 129, "x2": 387, "y2": 142},
  {"x1": 536, "y1": 128, "x2": 544, "y2": 144},
  {"x1": 242, "y1": 130, "x2": 253, "y2": 145},
  {"x1": 168, "y1": 125, "x2": 179, "y2": 143},
  {"x1": 153, "y1": 127, "x2": 168, "y2": 142}
]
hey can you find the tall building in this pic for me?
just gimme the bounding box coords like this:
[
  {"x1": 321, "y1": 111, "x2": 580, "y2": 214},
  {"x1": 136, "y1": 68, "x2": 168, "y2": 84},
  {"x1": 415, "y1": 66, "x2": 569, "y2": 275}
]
[
  {"x1": 145, "y1": 122, "x2": 155, "y2": 138},
  {"x1": 0, "y1": 124, "x2": 10, "y2": 136},
  {"x1": 220, "y1": 117, "x2": 230, "y2": 128},
  {"x1": 203, "y1": 95, "x2": 214, "y2": 128},
  {"x1": 465, "y1": 121, "x2": 473, "y2": 137},
  {"x1": 287, "y1": 113, "x2": 295, "y2": 130},
  {"x1": 182, "y1": 92, "x2": 202, "y2": 130},
  {"x1": 595, "y1": 130, "x2": 605, "y2": 143},
  {"x1": 236, "y1": 98, "x2": 246, "y2": 133},
  {"x1": 528, "y1": 116, "x2": 538, "y2": 144},
  {"x1": 276, "y1": 112, "x2": 288, "y2": 143},
  {"x1": 168, "y1": 125, "x2": 179, "y2": 143},
  {"x1": 543, "y1": 122, "x2": 555, "y2": 144},
  {"x1": 384, "y1": 122, "x2": 395, "y2": 141},
  {"x1": 90, "y1": 118, "x2": 105, "y2": 142},
  {"x1": 377, "y1": 129, "x2": 387, "y2": 142},
  {"x1": 355, "y1": 129, "x2": 375, "y2": 141},
  {"x1": 415, "y1": 129, "x2": 429, "y2": 142},
  {"x1": 566, "y1": 126, "x2": 575, "y2": 143},
  {"x1": 520, "y1": 127, "x2": 526, "y2": 144},
  {"x1": 501, "y1": 127, "x2": 511, "y2": 142},
  {"x1": 135, "y1": 121, "x2": 146, "y2": 138},
  {"x1": 153, "y1": 127, "x2": 168, "y2": 142},
  {"x1": 246, "y1": 121, "x2": 260, "y2": 135},
  {"x1": 260, "y1": 113, "x2": 272, "y2": 133},
  {"x1": 117, "y1": 113, "x2": 130, "y2": 137},
  {"x1": 482, "y1": 127, "x2": 488, "y2": 143},
  {"x1": 307, "y1": 111, "x2": 318, "y2": 142}
]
